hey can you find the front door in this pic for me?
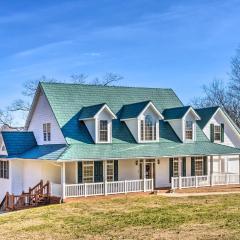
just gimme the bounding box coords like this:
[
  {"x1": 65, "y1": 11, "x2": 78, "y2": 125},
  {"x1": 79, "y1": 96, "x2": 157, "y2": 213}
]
[
  {"x1": 145, "y1": 163, "x2": 152, "y2": 179},
  {"x1": 139, "y1": 160, "x2": 156, "y2": 187}
]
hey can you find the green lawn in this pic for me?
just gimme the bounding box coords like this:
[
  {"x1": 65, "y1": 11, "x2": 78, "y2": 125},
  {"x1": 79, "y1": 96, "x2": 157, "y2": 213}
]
[{"x1": 1, "y1": 194, "x2": 240, "y2": 240}]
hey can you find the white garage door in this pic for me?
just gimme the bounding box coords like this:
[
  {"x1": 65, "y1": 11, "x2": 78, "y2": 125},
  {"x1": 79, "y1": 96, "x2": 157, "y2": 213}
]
[{"x1": 227, "y1": 158, "x2": 239, "y2": 174}]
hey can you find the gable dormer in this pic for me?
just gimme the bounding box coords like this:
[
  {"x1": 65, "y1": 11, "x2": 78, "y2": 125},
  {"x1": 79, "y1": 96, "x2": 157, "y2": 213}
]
[
  {"x1": 196, "y1": 107, "x2": 240, "y2": 148},
  {"x1": 79, "y1": 103, "x2": 117, "y2": 143},
  {"x1": 120, "y1": 101, "x2": 164, "y2": 143},
  {"x1": 163, "y1": 106, "x2": 201, "y2": 142}
]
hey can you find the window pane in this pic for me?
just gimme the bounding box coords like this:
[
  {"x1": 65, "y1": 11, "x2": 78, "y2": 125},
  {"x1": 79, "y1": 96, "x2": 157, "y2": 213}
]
[
  {"x1": 99, "y1": 120, "x2": 108, "y2": 142},
  {"x1": 43, "y1": 123, "x2": 51, "y2": 141},
  {"x1": 195, "y1": 157, "x2": 203, "y2": 176},
  {"x1": 0, "y1": 160, "x2": 9, "y2": 179},
  {"x1": 141, "y1": 120, "x2": 144, "y2": 141},
  {"x1": 107, "y1": 160, "x2": 114, "y2": 182},
  {"x1": 83, "y1": 161, "x2": 94, "y2": 183},
  {"x1": 214, "y1": 125, "x2": 221, "y2": 141},
  {"x1": 185, "y1": 121, "x2": 193, "y2": 140},
  {"x1": 173, "y1": 158, "x2": 179, "y2": 177}
]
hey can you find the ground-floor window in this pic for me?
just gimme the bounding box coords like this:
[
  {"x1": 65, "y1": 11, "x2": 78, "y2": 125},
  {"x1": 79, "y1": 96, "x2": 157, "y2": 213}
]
[
  {"x1": 0, "y1": 160, "x2": 9, "y2": 179},
  {"x1": 106, "y1": 160, "x2": 114, "y2": 182},
  {"x1": 195, "y1": 157, "x2": 204, "y2": 176},
  {"x1": 173, "y1": 158, "x2": 179, "y2": 177},
  {"x1": 83, "y1": 161, "x2": 94, "y2": 183}
]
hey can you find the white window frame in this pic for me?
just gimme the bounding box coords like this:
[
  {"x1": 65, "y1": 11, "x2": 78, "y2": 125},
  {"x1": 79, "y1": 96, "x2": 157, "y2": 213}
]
[
  {"x1": 214, "y1": 125, "x2": 221, "y2": 142},
  {"x1": 83, "y1": 161, "x2": 94, "y2": 183},
  {"x1": 106, "y1": 160, "x2": 114, "y2": 182},
  {"x1": 43, "y1": 123, "x2": 51, "y2": 142},
  {"x1": 140, "y1": 115, "x2": 157, "y2": 142},
  {"x1": 99, "y1": 120, "x2": 109, "y2": 143},
  {"x1": 185, "y1": 120, "x2": 193, "y2": 140},
  {"x1": 0, "y1": 160, "x2": 9, "y2": 179},
  {"x1": 195, "y1": 157, "x2": 204, "y2": 176},
  {"x1": 173, "y1": 158, "x2": 179, "y2": 177}
]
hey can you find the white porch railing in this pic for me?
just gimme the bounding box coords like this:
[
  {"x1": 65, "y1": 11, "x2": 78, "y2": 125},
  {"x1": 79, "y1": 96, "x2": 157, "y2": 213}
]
[
  {"x1": 64, "y1": 179, "x2": 153, "y2": 198},
  {"x1": 171, "y1": 173, "x2": 240, "y2": 190}
]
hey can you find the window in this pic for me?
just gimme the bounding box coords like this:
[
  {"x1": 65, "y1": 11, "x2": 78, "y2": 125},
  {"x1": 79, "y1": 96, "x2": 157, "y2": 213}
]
[
  {"x1": 83, "y1": 161, "x2": 94, "y2": 183},
  {"x1": 140, "y1": 115, "x2": 157, "y2": 141},
  {"x1": 195, "y1": 157, "x2": 204, "y2": 176},
  {"x1": 214, "y1": 125, "x2": 221, "y2": 141},
  {"x1": 173, "y1": 158, "x2": 179, "y2": 177},
  {"x1": 99, "y1": 120, "x2": 108, "y2": 142},
  {"x1": 0, "y1": 160, "x2": 9, "y2": 179},
  {"x1": 43, "y1": 123, "x2": 51, "y2": 142},
  {"x1": 106, "y1": 160, "x2": 114, "y2": 182},
  {"x1": 185, "y1": 121, "x2": 193, "y2": 140},
  {"x1": 1, "y1": 145, "x2": 6, "y2": 151}
]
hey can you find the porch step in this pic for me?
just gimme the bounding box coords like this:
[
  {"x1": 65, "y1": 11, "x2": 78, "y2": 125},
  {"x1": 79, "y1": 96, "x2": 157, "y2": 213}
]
[{"x1": 153, "y1": 188, "x2": 171, "y2": 194}]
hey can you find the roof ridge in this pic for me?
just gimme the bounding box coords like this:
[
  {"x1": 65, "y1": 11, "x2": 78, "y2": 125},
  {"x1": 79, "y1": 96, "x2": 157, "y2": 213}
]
[{"x1": 40, "y1": 81, "x2": 174, "y2": 91}]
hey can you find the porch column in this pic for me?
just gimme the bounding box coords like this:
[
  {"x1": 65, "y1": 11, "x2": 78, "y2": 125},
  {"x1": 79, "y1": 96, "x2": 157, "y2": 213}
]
[
  {"x1": 103, "y1": 160, "x2": 107, "y2": 195},
  {"x1": 210, "y1": 156, "x2": 213, "y2": 186},
  {"x1": 143, "y1": 159, "x2": 146, "y2": 192},
  {"x1": 61, "y1": 162, "x2": 66, "y2": 200},
  {"x1": 178, "y1": 158, "x2": 182, "y2": 189}
]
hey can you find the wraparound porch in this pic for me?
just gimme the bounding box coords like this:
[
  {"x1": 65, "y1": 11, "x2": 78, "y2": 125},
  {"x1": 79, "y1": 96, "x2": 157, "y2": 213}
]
[{"x1": 49, "y1": 155, "x2": 240, "y2": 199}]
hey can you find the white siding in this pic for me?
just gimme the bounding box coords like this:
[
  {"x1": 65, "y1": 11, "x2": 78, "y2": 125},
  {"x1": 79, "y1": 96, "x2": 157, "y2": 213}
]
[
  {"x1": 28, "y1": 91, "x2": 66, "y2": 145},
  {"x1": 9, "y1": 160, "x2": 61, "y2": 194},
  {"x1": 66, "y1": 162, "x2": 77, "y2": 184},
  {"x1": 155, "y1": 158, "x2": 171, "y2": 187},
  {"x1": 203, "y1": 109, "x2": 240, "y2": 148},
  {"x1": 118, "y1": 159, "x2": 139, "y2": 180},
  {"x1": 125, "y1": 119, "x2": 138, "y2": 142},
  {"x1": 84, "y1": 119, "x2": 95, "y2": 141},
  {"x1": 169, "y1": 119, "x2": 183, "y2": 141},
  {"x1": 0, "y1": 178, "x2": 10, "y2": 202}
]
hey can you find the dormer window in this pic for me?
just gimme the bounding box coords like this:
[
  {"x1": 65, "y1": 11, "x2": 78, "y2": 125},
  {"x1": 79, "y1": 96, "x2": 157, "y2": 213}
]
[
  {"x1": 79, "y1": 103, "x2": 117, "y2": 144},
  {"x1": 210, "y1": 123, "x2": 224, "y2": 143},
  {"x1": 99, "y1": 120, "x2": 108, "y2": 142},
  {"x1": 43, "y1": 123, "x2": 51, "y2": 142},
  {"x1": 185, "y1": 121, "x2": 193, "y2": 140},
  {"x1": 214, "y1": 125, "x2": 221, "y2": 141},
  {"x1": 141, "y1": 115, "x2": 157, "y2": 141},
  {"x1": 120, "y1": 101, "x2": 163, "y2": 143}
]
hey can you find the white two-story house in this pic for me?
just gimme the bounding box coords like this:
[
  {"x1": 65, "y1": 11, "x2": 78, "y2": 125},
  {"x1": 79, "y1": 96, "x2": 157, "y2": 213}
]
[{"x1": 0, "y1": 82, "x2": 240, "y2": 202}]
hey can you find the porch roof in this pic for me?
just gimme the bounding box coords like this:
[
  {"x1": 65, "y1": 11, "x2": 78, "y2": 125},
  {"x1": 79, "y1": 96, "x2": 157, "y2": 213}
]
[{"x1": 5, "y1": 142, "x2": 240, "y2": 161}]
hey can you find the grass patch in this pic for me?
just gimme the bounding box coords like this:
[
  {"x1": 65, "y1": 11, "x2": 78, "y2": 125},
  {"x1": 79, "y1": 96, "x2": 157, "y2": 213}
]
[{"x1": 1, "y1": 194, "x2": 240, "y2": 239}]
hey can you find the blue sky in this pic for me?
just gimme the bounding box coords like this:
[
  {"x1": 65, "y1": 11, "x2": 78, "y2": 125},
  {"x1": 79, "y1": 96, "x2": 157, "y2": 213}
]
[{"x1": 1, "y1": 0, "x2": 240, "y2": 109}]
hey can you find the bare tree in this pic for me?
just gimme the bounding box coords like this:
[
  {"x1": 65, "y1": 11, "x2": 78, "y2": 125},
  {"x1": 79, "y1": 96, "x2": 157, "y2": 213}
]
[
  {"x1": 70, "y1": 74, "x2": 88, "y2": 84},
  {"x1": 0, "y1": 72, "x2": 123, "y2": 128},
  {"x1": 191, "y1": 47, "x2": 240, "y2": 127},
  {"x1": 191, "y1": 79, "x2": 229, "y2": 108}
]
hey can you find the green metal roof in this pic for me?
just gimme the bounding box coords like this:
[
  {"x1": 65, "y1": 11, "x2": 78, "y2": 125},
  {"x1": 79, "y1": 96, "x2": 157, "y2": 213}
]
[
  {"x1": 17, "y1": 144, "x2": 67, "y2": 160},
  {"x1": 120, "y1": 101, "x2": 151, "y2": 119},
  {"x1": 3, "y1": 83, "x2": 240, "y2": 161},
  {"x1": 195, "y1": 106, "x2": 219, "y2": 129},
  {"x1": 163, "y1": 106, "x2": 191, "y2": 120},
  {"x1": 58, "y1": 142, "x2": 240, "y2": 160},
  {"x1": 2, "y1": 131, "x2": 37, "y2": 156},
  {"x1": 78, "y1": 103, "x2": 106, "y2": 119},
  {"x1": 40, "y1": 82, "x2": 184, "y2": 144},
  {"x1": 6, "y1": 142, "x2": 239, "y2": 161}
]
